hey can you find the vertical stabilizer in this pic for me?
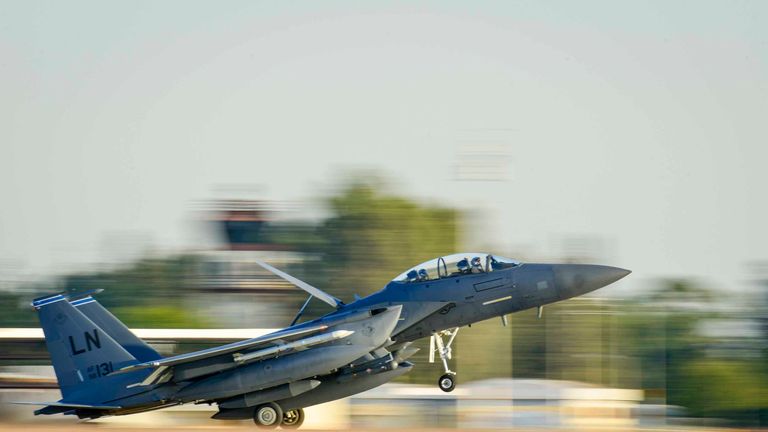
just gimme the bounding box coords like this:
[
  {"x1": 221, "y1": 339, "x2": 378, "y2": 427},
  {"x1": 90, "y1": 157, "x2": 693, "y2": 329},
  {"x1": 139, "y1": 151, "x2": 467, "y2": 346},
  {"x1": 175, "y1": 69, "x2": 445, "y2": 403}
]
[
  {"x1": 33, "y1": 294, "x2": 144, "y2": 403},
  {"x1": 71, "y1": 296, "x2": 161, "y2": 362}
]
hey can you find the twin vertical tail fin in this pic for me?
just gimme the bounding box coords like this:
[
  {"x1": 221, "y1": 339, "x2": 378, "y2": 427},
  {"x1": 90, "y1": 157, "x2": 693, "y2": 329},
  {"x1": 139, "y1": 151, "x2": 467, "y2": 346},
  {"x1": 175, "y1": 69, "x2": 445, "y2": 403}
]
[
  {"x1": 70, "y1": 296, "x2": 161, "y2": 362},
  {"x1": 32, "y1": 294, "x2": 148, "y2": 404}
]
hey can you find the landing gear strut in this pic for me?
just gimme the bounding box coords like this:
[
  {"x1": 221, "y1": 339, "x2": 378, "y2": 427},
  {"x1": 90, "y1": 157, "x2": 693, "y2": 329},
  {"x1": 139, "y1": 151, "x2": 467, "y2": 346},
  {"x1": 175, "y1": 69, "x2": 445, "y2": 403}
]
[
  {"x1": 281, "y1": 408, "x2": 305, "y2": 429},
  {"x1": 430, "y1": 327, "x2": 459, "y2": 392},
  {"x1": 253, "y1": 402, "x2": 283, "y2": 428}
]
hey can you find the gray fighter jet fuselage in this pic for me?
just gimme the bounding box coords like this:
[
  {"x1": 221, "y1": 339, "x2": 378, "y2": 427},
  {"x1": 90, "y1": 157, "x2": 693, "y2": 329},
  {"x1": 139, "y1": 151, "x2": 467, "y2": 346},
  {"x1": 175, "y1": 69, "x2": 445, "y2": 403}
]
[
  {"x1": 347, "y1": 261, "x2": 630, "y2": 343},
  {"x1": 24, "y1": 252, "x2": 629, "y2": 428}
]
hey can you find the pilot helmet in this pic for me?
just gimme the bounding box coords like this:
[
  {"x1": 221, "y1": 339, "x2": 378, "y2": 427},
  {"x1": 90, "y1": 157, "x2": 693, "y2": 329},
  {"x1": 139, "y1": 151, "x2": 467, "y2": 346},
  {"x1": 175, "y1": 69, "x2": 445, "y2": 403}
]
[
  {"x1": 406, "y1": 269, "x2": 419, "y2": 281},
  {"x1": 471, "y1": 256, "x2": 483, "y2": 269},
  {"x1": 457, "y1": 258, "x2": 470, "y2": 273},
  {"x1": 418, "y1": 269, "x2": 428, "y2": 280}
]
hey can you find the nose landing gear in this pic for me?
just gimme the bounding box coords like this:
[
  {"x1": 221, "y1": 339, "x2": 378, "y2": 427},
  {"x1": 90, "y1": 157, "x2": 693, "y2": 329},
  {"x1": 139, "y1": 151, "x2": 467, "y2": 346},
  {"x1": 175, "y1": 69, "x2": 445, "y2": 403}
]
[
  {"x1": 438, "y1": 373, "x2": 456, "y2": 392},
  {"x1": 430, "y1": 327, "x2": 459, "y2": 392}
]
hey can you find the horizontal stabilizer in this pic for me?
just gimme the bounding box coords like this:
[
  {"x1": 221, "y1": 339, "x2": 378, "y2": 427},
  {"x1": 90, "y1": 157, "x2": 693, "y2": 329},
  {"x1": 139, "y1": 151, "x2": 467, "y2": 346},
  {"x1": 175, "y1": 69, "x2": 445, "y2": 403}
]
[
  {"x1": 12, "y1": 401, "x2": 121, "y2": 410},
  {"x1": 253, "y1": 260, "x2": 342, "y2": 308}
]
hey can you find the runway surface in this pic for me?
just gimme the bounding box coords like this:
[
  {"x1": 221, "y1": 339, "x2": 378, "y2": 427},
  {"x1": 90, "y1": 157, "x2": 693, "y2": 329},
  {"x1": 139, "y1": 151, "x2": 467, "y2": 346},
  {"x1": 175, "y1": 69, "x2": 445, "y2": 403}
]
[{"x1": 0, "y1": 426, "x2": 744, "y2": 432}]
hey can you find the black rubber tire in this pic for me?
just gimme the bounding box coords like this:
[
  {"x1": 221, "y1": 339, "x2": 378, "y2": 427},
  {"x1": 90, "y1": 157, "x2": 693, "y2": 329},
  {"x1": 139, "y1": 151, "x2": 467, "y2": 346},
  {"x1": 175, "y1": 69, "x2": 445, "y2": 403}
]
[
  {"x1": 253, "y1": 402, "x2": 283, "y2": 428},
  {"x1": 281, "y1": 408, "x2": 305, "y2": 429},
  {"x1": 438, "y1": 373, "x2": 456, "y2": 392}
]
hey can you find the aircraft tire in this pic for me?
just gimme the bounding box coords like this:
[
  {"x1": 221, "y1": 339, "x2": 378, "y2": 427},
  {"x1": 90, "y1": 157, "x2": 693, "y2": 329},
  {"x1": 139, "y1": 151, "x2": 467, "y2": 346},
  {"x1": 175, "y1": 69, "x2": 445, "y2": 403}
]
[
  {"x1": 253, "y1": 402, "x2": 283, "y2": 428},
  {"x1": 438, "y1": 373, "x2": 456, "y2": 392},
  {"x1": 281, "y1": 408, "x2": 305, "y2": 429}
]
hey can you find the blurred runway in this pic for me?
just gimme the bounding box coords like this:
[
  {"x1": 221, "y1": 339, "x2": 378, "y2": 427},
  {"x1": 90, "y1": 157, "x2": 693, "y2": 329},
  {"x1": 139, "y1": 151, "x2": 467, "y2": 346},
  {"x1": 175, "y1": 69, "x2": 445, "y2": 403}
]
[{"x1": 0, "y1": 426, "x2": 744, "y2": 432}]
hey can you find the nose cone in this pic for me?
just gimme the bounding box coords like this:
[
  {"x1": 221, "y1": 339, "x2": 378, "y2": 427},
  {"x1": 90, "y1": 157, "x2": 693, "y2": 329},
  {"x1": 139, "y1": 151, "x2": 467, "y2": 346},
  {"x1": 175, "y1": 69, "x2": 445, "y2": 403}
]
[{"x1": 554, "y1": 264, "x2": 631, "y2": 298}]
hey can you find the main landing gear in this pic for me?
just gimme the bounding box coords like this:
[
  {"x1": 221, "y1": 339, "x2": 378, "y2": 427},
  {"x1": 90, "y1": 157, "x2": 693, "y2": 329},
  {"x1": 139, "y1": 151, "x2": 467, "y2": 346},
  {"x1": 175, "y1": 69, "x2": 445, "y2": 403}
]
[
  {"x1": 430, "y1": 327, "x2": 459, "y2": 392},
  {"x1": 281, "y1": 408, "x2": 305, "y2": 429},
  {"x1": 253, "y1": 403, "x2": 305, "y2": 429},
  {"x1": 254, "y1": 403, "x2": 282, "y2": 428}
]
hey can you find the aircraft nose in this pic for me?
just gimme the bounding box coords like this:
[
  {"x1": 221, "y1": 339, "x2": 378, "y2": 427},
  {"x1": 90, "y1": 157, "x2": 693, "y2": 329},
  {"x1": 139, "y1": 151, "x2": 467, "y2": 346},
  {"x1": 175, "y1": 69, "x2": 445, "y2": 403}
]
[{"x1": 554, "y1": 264, "x2": 631, "y2": 298}]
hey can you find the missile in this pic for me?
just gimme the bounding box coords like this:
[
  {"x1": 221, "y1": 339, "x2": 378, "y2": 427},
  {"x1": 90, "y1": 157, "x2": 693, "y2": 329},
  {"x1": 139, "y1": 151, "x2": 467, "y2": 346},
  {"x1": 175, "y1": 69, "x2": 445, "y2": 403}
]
[{"x1": 233, "y1": 330, "x2": 354, "y2": 364}]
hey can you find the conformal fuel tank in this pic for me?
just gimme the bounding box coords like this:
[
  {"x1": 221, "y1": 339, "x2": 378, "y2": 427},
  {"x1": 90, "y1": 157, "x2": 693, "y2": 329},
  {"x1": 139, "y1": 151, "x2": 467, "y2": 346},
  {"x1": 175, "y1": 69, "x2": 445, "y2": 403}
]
[{"x1": 177, "y1": 344, "x2": 372, "y2": 402}]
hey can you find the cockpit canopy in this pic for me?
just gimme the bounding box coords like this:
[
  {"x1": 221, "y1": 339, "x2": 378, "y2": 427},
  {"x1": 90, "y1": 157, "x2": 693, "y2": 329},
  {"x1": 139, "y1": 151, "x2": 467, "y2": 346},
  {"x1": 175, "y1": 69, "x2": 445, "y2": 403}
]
[{"x1": 393, "y1": 253, "x2": 522, "y2": 283}]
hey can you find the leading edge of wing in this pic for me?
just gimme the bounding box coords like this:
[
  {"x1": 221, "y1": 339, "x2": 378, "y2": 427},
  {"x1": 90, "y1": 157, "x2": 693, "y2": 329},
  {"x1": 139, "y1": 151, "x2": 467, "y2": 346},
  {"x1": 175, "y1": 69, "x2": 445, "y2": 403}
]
[
  {"x1": 111, "y1": 324, "x2": 328, "y2": 375},
  {"x1": 253, "y1": 259, "x2": 342, "y2": 308}
]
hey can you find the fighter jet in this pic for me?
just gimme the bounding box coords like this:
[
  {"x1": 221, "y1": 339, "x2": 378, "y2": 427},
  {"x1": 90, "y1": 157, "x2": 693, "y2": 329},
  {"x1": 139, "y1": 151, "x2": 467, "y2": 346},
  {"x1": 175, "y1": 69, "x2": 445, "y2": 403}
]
[{"x1": 20, "y1": 253, "x2": 629, "y2": 428}]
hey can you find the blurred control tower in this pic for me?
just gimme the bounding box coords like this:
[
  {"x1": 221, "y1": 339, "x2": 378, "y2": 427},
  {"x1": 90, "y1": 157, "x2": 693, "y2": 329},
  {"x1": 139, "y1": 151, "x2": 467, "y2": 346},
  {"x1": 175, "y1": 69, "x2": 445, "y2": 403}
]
[{"x1": 189, "y1": 199, "x2": 306, "y2": 328}]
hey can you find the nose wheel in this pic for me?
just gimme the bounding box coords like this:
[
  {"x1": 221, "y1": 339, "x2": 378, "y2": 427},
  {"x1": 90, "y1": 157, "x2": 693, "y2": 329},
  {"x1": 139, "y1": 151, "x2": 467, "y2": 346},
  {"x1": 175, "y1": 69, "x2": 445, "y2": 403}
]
[
  {"x1": 438, "y1": 373, "x2": 456, "y2": 392},
  {"x1": 430, "y1": 327, "x2": 459, "y2": 392}
]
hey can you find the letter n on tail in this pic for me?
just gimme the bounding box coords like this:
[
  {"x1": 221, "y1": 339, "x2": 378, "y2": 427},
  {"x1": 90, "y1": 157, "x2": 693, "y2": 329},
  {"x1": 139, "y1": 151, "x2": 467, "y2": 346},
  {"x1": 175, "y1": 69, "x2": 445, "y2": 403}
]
[{"x1": 68, "y1": 329, "x2": 101, "y2": 356}]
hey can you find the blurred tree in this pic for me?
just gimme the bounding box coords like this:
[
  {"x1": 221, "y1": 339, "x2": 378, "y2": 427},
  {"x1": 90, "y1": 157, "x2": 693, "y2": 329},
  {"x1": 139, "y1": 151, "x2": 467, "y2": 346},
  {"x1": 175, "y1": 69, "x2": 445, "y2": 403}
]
[
  {"x1": 676, "y1": 359, "x2": 767, "y2": 421},
  {"x1": 621, "y1": 279, "x2": 768, "y2": 426},
  {"x1": 458, "y1": 298, "x2": 635, "y2": 387},
  {"x1": 0, "y1": 291, "x2": 39, "y2": 327},
  {"x1": 321, "y1": 179, "x2": 457, "y2": 299},
  {"x1": 0, "y1": 255, "x2": 211, "y2": 329},
  {"x1": 621, "y1": 280, "x2": 711, "y2": 404},
  {"x1": 284, "y1": 178, "x2": 458, "y2": 306},
  {"x1": 61, "y1": 255, "x2": 199, "y2": 309},
  {"x1": 112, "y1": 305, "x2": 212, "y2": 329},
  {"x1": 60, "y1": 255, "x2": 211, "y2": 328}
]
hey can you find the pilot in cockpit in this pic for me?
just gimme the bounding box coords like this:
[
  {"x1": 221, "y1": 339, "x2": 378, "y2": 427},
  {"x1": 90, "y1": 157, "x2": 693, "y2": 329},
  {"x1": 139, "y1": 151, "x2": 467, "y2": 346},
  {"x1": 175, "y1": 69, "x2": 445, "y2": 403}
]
[
  {"x1": 471, "y1": 256, "x2": 485, "y2": 273},
  {"x1": 456, "y1": 258, "x2": 471, "y2": 275},
  {"x1": 406, "y1": 268, "x2": 430, "y2": 282},
  {"x1": 406, "y1": 269, "x2": 419, "y2": 282},
  {"x1": 418, "y1": 269, "x2": 429, "y2": 281}
]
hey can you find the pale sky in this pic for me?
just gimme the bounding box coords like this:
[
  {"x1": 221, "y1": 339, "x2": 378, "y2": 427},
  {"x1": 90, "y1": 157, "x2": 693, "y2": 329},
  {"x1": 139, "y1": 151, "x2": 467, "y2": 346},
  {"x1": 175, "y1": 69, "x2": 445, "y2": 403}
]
[{"x1": 1, "y1": 1, "x2": 767, "y2": 294}]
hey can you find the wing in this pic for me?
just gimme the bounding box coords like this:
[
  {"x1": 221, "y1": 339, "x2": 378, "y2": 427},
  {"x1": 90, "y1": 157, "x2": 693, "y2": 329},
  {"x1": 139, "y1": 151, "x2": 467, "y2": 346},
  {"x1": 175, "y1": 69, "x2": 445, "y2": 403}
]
[{"x1": 253, "y1": 259, "x2": 342, "y2": 308}]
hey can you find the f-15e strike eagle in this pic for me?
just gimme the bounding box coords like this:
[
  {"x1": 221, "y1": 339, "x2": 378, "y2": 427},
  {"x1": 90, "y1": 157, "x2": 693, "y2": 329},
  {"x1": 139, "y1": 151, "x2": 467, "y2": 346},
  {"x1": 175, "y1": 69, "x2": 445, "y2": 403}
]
[{"x1": 19, "y1": 253, "x2": 629, "y2": 428}]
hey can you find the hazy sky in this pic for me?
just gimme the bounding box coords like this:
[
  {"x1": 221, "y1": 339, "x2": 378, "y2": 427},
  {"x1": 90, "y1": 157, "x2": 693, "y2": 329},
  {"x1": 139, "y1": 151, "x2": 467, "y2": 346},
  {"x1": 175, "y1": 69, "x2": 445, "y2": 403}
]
[{"x1": 1, "y1": 1, "x2": 767, "y2": 294}]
